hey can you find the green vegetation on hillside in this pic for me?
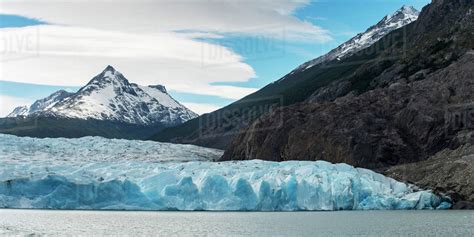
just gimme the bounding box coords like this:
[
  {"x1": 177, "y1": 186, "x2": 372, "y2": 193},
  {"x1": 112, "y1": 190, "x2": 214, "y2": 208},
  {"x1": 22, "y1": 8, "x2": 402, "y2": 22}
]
[{"x1": 0, "y1": 116, "x2": 165, "y2": 140}]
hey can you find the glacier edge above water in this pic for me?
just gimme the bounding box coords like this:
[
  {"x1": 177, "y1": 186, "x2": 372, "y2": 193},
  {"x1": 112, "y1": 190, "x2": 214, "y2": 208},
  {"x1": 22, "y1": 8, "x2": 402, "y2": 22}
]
[{"x1": 0, "y1": 134, "x2": 450, "y2": 211}]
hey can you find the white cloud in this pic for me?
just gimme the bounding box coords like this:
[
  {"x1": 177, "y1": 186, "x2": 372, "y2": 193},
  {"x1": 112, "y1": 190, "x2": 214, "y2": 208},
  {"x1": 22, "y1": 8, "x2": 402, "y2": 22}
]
[
  {"x1": 0, "y1": 94, "x2": 32, "y2": 117},
  {"x1": 0, "y1": 0, "x2": 331, "y2": 105},
  {"x1": 0, "y1": 25, "x2": 257, "y2": 100},
  {"x1": 0, "y1": 0, "x2": 331, "y2": 42},
  {"x1": 181, "y1": 102, "x2": 221, "y2": 115}
]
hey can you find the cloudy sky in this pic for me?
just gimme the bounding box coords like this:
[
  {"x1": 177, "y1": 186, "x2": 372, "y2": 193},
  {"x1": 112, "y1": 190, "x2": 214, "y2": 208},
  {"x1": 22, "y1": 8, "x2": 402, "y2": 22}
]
[{"x1": 0, "y1": 0, "x2": 429, "y2": 116}]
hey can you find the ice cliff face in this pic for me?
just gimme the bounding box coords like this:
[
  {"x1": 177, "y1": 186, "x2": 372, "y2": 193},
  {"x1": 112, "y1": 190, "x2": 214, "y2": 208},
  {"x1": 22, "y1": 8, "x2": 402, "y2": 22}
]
[
  {"x1": 0, "y1": 134, "x2": 450, "y2": 211},
  {"x1": 7, "y1": 66, "x2": 198, "y2": 126}
]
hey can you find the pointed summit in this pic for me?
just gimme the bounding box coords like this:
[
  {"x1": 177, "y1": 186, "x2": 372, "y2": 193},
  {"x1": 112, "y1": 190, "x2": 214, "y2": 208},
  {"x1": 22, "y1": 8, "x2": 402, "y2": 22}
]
[
  {"x1": 288, "y1": 5, "x2": 420, "y2": 74},
  {"x1": 399, "y1": 5, "x2": 419, "y2": 15},
  {"x1": 39, "y1": 65, "x2": 198, "y2": 125},
  {"x1": 100, "y1": 65, "x2": 122, "y2": 79},
  {"x1": 385, "y1": 5, "x2": 419, "y2": 23},
  {"x1": 103, "y1": 65, "x2": 116, "y2": 72},
  {"x1": 82, "y1": 65, "x2": 129, "y2": 90},
  {"x1": 4, "y1": 65, "x2": 198, "y2": 136}
]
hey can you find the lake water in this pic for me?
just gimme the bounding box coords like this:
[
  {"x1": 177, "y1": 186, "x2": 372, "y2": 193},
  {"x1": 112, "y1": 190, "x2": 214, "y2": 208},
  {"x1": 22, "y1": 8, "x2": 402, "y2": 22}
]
[{"x1": 0, "y1": 209, "x2": 472, "y2": 236}]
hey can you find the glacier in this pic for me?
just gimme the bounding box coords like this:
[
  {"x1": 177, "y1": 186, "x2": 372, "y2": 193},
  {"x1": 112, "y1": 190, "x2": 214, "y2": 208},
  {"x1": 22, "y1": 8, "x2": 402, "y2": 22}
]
[{"x1": 0, "y1": 134, "x2": 450, "y2": 211}]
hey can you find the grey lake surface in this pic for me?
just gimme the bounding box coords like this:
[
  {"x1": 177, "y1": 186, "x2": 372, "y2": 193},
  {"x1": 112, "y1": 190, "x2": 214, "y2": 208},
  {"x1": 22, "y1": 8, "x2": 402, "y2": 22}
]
[{"x1": 0, "y1": 209, "x2": 472, "y2": 236}]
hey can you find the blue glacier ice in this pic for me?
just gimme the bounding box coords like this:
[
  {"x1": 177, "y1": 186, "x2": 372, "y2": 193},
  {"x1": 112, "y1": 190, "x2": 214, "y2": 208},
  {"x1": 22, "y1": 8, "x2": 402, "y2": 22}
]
[{"x1": 0, "y1": 134, "x2": 450, "y2": 211}]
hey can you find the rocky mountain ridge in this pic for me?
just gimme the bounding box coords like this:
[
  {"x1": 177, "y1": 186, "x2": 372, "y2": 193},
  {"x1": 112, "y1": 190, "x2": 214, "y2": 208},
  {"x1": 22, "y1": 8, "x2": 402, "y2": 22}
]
[
  {"x1": 8, "y1": 66, "x2": 197, "y2": 126},
  {"x1": 1, "y1": 66, "x2": 197, "y2": 140},
  {"x1": 7, "y1": 90, "x2": 73, "y2": 117},
  {"x1": 285, "y1": 5, "x2": 419, "y2": 78}
]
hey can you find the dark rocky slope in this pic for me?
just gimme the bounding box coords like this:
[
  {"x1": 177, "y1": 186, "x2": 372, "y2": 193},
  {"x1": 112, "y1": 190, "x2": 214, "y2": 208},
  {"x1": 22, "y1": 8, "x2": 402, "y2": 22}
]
[
  {"x1": 150, "y1": 6, "x2": 422, "y2": 149},
  {"x1": 222, "y1": 53, "x2": 474, "y2": 167},
  {"x1": 384, "y1": 144, "x2": 473, "y2": 209},
  {"x1": 222, "y1": 0, "x2": 474, "y2": 206},
  {"x1": 154, "y1": 0, "x2": 472, "y2": 150}
]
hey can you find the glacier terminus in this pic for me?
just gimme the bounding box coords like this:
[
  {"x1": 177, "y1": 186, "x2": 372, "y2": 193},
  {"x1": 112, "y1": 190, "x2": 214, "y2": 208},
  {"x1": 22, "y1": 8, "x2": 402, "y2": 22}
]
[{"x1": 0, "y1": 134, "x2": 450, "y2": 211}]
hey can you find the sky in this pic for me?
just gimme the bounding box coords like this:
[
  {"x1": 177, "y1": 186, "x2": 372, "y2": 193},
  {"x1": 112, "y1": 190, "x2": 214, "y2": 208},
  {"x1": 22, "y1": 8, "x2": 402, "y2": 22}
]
[{"x1": 0, "y1": 0, "x2": 430, "y2": 116}]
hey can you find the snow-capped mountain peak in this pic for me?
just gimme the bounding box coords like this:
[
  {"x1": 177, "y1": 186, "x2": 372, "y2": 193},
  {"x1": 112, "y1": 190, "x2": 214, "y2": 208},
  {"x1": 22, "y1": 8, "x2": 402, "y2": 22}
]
[
  {"x1": 392, "y1": 5, "x2": 419, "y2": 20},
  {"x1": 98, "y1": 65, "x2": 126, "y2": 83},
  {"x1": 7, "y1": 89, "x2": 73, "y2": 118},
  {"x1": 103, "y1": 65, "x2": 117, "y2": 74},
  {"x1": 6, "y1": 106, "x2": 28, "y2": 117},
  {"x1": 282, "y1": 6, "x2": 420, "y2": 78},
  {"x1": 29, "y1": 90, "x2": 73, "y2": 111},
  {"x1": 78, "y1": 65, "x2": 130, "y2": 95},
  {"x1": 7, "y1": 66, "x2": 198, "y2": 126},
  {"x1": 377, "y1": 5, "x2": 419, "y2": 31}
]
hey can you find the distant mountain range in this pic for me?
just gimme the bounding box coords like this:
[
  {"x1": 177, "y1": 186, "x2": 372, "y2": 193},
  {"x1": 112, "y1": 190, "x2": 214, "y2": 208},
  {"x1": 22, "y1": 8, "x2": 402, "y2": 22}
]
[
  {"x1": 1, "y1": 66, "x2": 197, "y2": 139},
  {"x1": 151, "y1": 5, "x2": 422, "y2": 148}
]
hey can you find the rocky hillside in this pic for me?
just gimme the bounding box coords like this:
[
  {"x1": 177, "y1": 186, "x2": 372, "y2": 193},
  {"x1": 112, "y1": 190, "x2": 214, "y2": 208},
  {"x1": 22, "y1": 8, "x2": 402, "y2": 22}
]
[
  {"x1": 222, "y1": 0, "x2": 474, "y2": 207},
  {"x1": 385, "y1": 144, "x2": 474, "y2": 209},
  {"x1": 151, "y1": 6, "x2": 421, "y2": 149},
  {"x1": 222, "y1": 53, "x2": 474, "y2": 166}
]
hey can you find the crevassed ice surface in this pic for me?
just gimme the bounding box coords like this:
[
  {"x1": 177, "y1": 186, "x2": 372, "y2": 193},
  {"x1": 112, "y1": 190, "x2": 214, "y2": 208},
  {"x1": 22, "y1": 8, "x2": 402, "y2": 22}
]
[{"x1": 0, "y1": 134, "x2": 450, "y2": 211}]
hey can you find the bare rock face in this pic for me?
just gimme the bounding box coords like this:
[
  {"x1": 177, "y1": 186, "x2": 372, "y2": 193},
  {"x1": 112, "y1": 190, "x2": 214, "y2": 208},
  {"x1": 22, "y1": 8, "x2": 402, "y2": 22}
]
[
  {"x1": 151, "y1": 5, "x2": 424, "y2": 148},
  {"x1": 384, "y1": 144, "x2": 474, "y2": 208},
  {"x1": 222, "y1": 53, "x2": 474, "y2": 168},
  {"x1": 221, "y1": 0, "x2": 474, "y2": 207},
  {"x1": 221, "y1": 52, "x2": 474, "y2": 207}
]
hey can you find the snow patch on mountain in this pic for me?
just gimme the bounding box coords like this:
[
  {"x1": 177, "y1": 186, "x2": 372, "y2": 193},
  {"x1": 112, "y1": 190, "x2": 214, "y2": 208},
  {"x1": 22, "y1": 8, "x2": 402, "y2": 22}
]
[
  {"x1": 6, "y1": 106, "x2": 28, "y2": 117},
  {"x1": 7, "y1": 90, "x2": 73, "y2": 118},
  {"x1": 6, "y1": 66, "x2": 198, "y2": 126},
  {"x1": 139, "y1": 85, "x2": 181, "y2": 109},
  {"x1": 279, "y1": 5, "x2": 420, "y2": 81}
]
